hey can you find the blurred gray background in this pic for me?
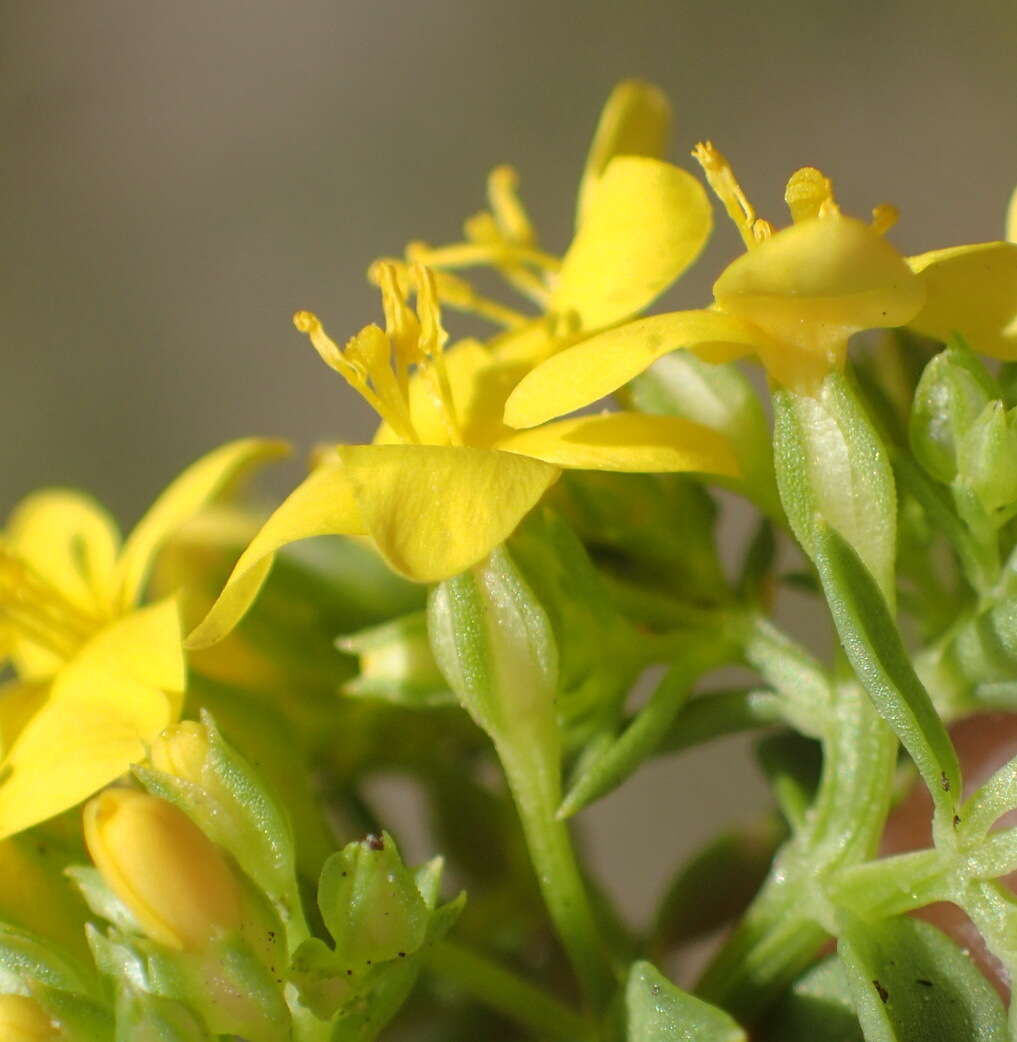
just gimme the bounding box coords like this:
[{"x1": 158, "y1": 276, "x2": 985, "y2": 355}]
[{"x1": 3, "y1": 0, "x2": 1016, "y2": 946}]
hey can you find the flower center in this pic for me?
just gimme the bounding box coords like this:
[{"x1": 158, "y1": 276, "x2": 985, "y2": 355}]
[
  {"x1": 0, "y1": 546, "x2": 101, "y2": 660},
  {"x1": 294, "y1": 263, "x2": 464, "y2": 446}
]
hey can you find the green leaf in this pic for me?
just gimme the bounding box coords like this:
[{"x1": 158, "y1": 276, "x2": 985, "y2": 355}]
[
  {"x1": 837, "y1": 915, "x2": 1007, "y2": 1042},
  {"x1": 114, "y1": 986, "x2": 213, "y2": 1042},
  {"x1": 657, "y1": 689, "x2": 784, "y2": 755},
  {"x1": 625, "y1": 960, "x2": 746, "y2": 1041},
  {"x1": 814, "y1": 522, "x2": 960, "y2": 816},
  {"x1": 560, "y1": 632, "x2": 734, "y2": 817},
  {"x1": 755, "y1": 731, "x2": 823, "y2": 830}
]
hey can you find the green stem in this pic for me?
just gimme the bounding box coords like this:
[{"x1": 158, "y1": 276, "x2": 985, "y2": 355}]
[
  {"x1": 499, "y1": 741, "x2": 616, "y2": 1011},
  {"x1": 696, "y1": 679, "x2": 897, "y2": 1023},
  {"x1": 428, "y1": 940, "x2": 592, "y2": 1041}
]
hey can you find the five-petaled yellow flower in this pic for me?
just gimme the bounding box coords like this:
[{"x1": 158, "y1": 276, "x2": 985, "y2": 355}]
[
  {"x1": 0, "y1": 439, "x2": 284, "y2": 838},
  {"x1": 186, "y1": 265, "x2": 738, "y2": 648}
]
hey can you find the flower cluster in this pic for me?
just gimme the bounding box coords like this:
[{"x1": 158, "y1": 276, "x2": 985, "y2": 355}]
[{"x1": 2, "y1": 81, "x2": 1017, "y2": 1041}]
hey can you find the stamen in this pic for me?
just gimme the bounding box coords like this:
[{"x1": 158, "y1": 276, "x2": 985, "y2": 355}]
[
  {"x1": 293, "y1": 311, "x2": 419, "y2": 443},
  {"x1": 785, "y1": 167, "x2": 835, "y2": 224},
  {"x1": 871, "y1": 203, "x2": 899, "y2": 236},
  {"x1": 380, "y1": 255, "x2": 533, "y2": 328},
  {"x1": 413, "y1": 265, "x2": 463, "y2": 447},
  {"x1": 371, "y1": 261, "x2": 423, "y2": 382},
  {"x1": 487, "y1": 166, "x2": 535, "y2": 246},
  {"x1": 692, "y1": 141, "x2": 760, "y2": 250}
]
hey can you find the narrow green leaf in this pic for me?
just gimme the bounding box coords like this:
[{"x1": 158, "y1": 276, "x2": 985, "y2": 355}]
[
  {"x1": 837, "y1": 916, "x2": 1007, "y2": 1042},
  {"x1": 814, "y1": 522, "x2": 960, "y2": 814},
  {"x1": 626, "y1": 960, "x2": 745, "y2": 1041}
]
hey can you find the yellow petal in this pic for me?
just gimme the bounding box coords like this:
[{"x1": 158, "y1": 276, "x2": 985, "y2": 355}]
[
  {"x1": 496, "y1": 412, "x2": 739, "y2": 476},
  {"x1": 1007, "y1": 186, "x2": 1017, "y2": 243},
  {"x1": 576, "y1": 80, "x2": 671, "y2": 227},
  {"x1": 713, "y1": 215, "x2": 925, "y2": 358},
  {"x1": 907, "y1": 242, "x2": 1017, "y2": 360},
  {"x1": 338, "y1": 444, "x2": 559, "y2": 582},
  {"x1": 114, "y1": 438, "x2": 290, "y2": 611},
  {"x1": 374, "y1": 339, "x2": 521, "y2": 449},
  {"x1": 504, "y1": 310, "x2": 767, "y2": 429},
  {"x1": 553, "y1": 156, "x2": 712, "y2": 330},
  {"x1": 0, "y1": 598, "x2": 183, "y2": 839},
  {"x1": 0, "y1": 679, "x2": 48, "y2": 758},
  {"x1": 5, "y1": 490, "x2": 120, "y2": 613},
  {"x1": 186, "y1": 462, "x2": 365, "y2": 649},
  {"x1": 488, "y1": 320, "x2": 560, "y2": 367}
]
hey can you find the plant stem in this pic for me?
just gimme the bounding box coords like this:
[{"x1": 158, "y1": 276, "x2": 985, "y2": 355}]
[
  {"x1": 498, "y1": 741, "x2": 616, "y2": 1011},
  {"x1": 428, "y1": 939, "x2": 592, "y2": 1041}
]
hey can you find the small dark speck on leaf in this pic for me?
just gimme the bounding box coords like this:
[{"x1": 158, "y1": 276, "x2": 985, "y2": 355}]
[
  {"x1": 366, "y1": 834, "x2": 385, "y2": 851},
  {"x1": 953, "y1": 814, "x2": 961, "y2": 827},
  {"x1": 873, "y1": 980, "x2": 889, "y2": 1004},
  {"x1": 398, "y1": 952, "x2": 406, "y2": 958},
  {"x1": 941, "y1": 772, "x2": 951, "y2": 792},
  {"x1": 651, "y1": 984, "x2": 661, "y2": 996},
  {"x1": 916, "y1": 979, "x2": 934, "y2": 988}
]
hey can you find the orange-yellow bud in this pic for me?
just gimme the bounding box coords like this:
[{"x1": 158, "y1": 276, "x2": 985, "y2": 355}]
[
  {"x1": 0, "y1": 994, "x2": 59, "y2": 1041},
  {"x1": 84, "y1": 789, "x2": 242, "y2": 951}
]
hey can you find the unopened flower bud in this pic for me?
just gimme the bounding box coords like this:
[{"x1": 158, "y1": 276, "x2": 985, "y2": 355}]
[
  {"x1": 909, "y1": 340, "x2": 997, "y2": 484},
  {"x1": 84, "y1": 789, "x2": 242, "y2": 952},
  {"x1": 0, "y1": 994, "x2": 59, "y2": 1041},
  {"x1": 956, "y1": 400, "x2": 1017, "y2": 519}
]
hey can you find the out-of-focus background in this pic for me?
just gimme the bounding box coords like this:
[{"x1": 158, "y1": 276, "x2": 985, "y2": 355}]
[{"x1": 3, "y1": 0, "x2": 1016, "y2": 926}]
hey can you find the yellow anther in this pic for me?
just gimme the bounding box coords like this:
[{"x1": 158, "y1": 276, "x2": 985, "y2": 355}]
[
  {"x1": 488, "y1": 165, "x2": 535, "y2": 246},
  {"x1": 785, "y1": 167, "x2": 835, "y2": 224},
  {"x1": 692, "y1": 141, "x2": 760, "y2": 250},
  {"x1": 414, "y1": 264, "x2": 449, "y2": 359},
  {"x1": 752, "y1": 219, "x2": 774, "y2": 243},
  {"x1": 292, "y1": 310, "x2": 357, "y2": 379},
  {"x1": 368, "y1": 261, "x2": 423, "y2": 376},
  {"x1": 871, "y1": 203, "x2": 899, "y2": 236}
]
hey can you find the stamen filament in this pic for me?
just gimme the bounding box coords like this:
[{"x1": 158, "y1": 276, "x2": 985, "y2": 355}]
[{"x1": 692, "y1": 141, "x2": 760, "y2": 250}]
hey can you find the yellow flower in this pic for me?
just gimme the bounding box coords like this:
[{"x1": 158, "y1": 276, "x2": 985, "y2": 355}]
[
  {"x1": 186, "y1": 266, "x2": 737, "y2": 648},
  {"x1": 375, "y1": 80, "x2": 712, "y2": 369},
  {"x1": 0, "y1": 439, "x2": 285, "y2": 838},
  {"x1": 904, "y1": 183, "x2": 1017, "y2": 359},
  {"x1": 504, "y1": 145, "x2": 927, "y2": 424},
  {"x1": 84, "y1": 788, "x2": 243, "y2": 951}
]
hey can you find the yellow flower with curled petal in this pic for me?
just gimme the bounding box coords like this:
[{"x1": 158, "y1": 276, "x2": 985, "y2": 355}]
[
  {"x1": 903, "y1": 184, "x2": 1017, "y2": 360},
  {"x1": 0, "y1": 439, "x2": 285, "y2": 839},
  {"x1": 504, "y1": 144, "x2": 926, "y2": 426},
  {"x1": 186, "y1": 265, "x2": 738, "y2": 649},
  {"x1": 375, "y1": 80, "x2": 712, "y2": 369}
]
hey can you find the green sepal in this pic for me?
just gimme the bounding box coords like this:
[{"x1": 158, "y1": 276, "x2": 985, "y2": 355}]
[
  {"x1": 30, "y1": 984, "x2": 114, "y2": 1042},
  {"x1": 814, "y1": 522, "x2": 960, "y2": 822},
  {"x1": 338, "y1": 612, "x2": 453, "y2": 708},
  {"x1": 909, "y1": 337, "x2": 998, "y2": 485},
  {"x1": 625, "y1": 960, "x2": 745, "y2": 1041},
  {"x1": 134, "y1": 711, "x2": 300, "y2": 937},
  {"x1": 318, "y1": 832, "x2": 429, "y2": 971},
  {"x1": 112, "y1": 985, "x2": 212, "y2": 1042},
  {"x1": 427, "y1": 546, "x2": 559, "y2": 765},
  {"x1": 68, "y1": 867, "x2": 143, "y2": 938},
  {"x1": 774, "y1": 369, "x2": 897, "y2": 605},
  {"x1": 0, "y1": 922, "x2": 97, "y2": 999},
  {"x1": 955, "y1": 400, "x2": 1017, "y2": 521},
  {"x1": 762, "y1": 955, "x2": 863, "y2": 1042},
  {"x1": 837, "y1": 915, "x2": 1007, "y2": 1042}
]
